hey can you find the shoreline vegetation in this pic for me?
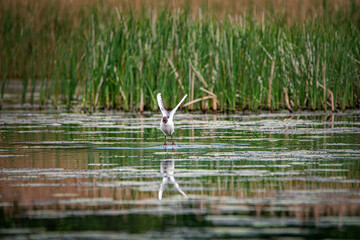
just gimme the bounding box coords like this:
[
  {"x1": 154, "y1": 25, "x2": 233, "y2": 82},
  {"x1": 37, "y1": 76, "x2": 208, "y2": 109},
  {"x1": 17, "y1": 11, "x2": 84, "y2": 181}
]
[{"x1": 1, "y1": 0, "x2": 360, "y2": 112}]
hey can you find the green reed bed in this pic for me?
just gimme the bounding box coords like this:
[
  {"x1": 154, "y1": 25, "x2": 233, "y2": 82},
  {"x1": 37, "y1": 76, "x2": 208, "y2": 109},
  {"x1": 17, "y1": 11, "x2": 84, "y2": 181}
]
[{"x1": 1, "y1": 1, "x2": 359, "y2": 112}]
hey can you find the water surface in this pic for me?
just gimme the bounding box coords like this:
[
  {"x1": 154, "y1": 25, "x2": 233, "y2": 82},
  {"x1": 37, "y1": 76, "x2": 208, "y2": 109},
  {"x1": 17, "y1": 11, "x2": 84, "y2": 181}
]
[{"x1": 0, "y1": 110, "x2": 360, "y2": 239}]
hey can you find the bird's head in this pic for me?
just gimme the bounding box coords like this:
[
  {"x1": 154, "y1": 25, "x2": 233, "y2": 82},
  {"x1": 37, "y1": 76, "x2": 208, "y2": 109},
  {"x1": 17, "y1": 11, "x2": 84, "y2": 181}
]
[{"x1": 162, "y1": 116, "x2": 168, "y2": 124}]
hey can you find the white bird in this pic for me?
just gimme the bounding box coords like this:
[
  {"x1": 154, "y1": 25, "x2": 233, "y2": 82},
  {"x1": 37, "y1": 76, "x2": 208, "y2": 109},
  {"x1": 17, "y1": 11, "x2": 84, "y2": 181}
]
[{"x1": 157, "y1": 93, "x2": 187, "y2": 145}]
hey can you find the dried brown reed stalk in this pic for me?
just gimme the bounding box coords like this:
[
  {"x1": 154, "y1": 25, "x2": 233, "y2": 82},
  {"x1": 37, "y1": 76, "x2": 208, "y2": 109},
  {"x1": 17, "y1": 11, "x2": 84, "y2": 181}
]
[
  {"x1": 267, "y1": 60, "x2": 275, "y2": 110},
  {"x1": 283, "y1": 87, "x2": 293, "y2": 112}
]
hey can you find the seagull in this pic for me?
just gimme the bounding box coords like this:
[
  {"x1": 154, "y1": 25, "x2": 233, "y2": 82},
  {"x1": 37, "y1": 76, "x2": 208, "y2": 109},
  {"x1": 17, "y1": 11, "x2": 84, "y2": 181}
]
[{"x1": 157, "y1": 93, "x2": 187, "y2": 145}]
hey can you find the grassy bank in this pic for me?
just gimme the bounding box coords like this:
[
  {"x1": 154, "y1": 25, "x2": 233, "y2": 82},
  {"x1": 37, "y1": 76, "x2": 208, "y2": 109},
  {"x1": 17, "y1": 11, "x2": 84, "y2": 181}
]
[{"x1": 1, "y1": 0, "x2": 360, "y2": 112}]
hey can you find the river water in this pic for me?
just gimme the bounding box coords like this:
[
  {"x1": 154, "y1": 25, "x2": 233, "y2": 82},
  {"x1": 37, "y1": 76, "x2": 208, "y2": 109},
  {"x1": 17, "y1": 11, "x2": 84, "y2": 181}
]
[{"x1": 0, "y1": 109, "x2": 359, "y2": 239}]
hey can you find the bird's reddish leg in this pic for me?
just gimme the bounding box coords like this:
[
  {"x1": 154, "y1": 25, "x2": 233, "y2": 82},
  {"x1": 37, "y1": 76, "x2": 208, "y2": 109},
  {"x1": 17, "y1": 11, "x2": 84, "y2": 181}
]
[
  {"x1": 171, "y1": 136, "x2": 175, "y2": 145},
  {"x1": 163, "y1": 136, "x2": 167, "y2": 146}
]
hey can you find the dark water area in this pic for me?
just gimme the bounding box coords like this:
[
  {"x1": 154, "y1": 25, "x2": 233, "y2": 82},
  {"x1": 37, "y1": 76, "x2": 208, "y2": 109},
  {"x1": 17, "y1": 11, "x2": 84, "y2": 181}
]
[{"x1": 0, "y1": 109, "x2": 360, "y2": 239}]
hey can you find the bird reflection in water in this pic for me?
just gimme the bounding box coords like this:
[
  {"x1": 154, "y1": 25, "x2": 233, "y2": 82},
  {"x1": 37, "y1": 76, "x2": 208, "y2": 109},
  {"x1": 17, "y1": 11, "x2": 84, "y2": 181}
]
[{"x1": 158, "y1": 148, "x2": 188, "y2": 200}]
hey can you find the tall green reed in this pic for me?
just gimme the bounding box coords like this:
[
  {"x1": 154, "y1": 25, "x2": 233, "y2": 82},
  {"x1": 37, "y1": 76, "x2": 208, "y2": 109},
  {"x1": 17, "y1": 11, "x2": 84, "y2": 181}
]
[{"x1": 1, "y1": 1, "x2": 359, "y2": 112}]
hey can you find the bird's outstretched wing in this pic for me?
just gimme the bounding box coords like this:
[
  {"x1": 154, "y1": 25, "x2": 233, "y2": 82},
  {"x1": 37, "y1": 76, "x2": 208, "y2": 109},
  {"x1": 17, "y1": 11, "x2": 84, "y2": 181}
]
[
  {"x1": 169, "y1": 94, "x2": 187, "y2": 119},
  {"x1": 157, "y1": 93, "x2": 168, "y2": 117}
]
